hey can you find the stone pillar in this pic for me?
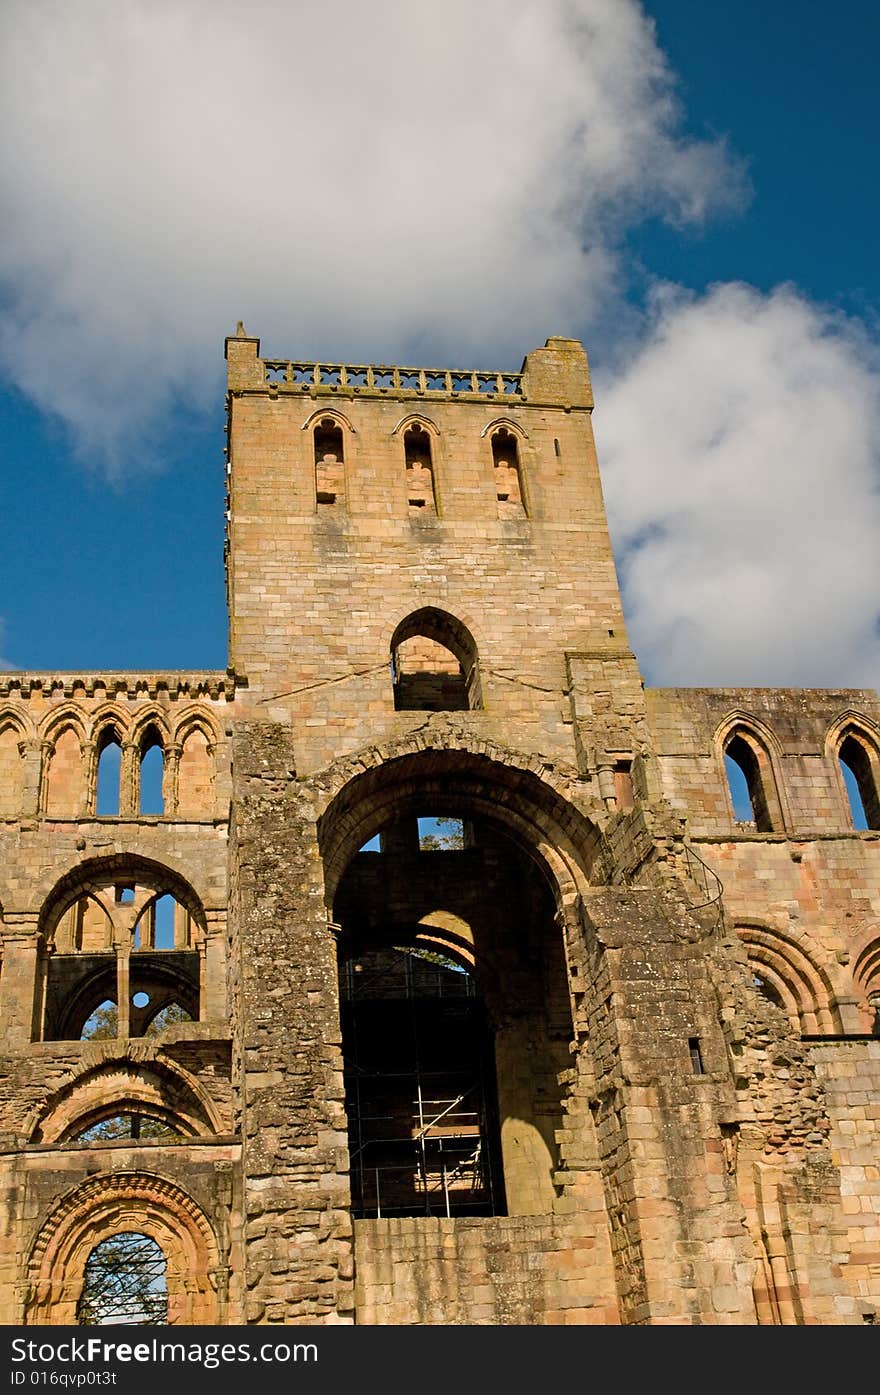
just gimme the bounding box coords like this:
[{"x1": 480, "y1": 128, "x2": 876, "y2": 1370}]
[
  {"x1": 202, "y1": 914, "x2": 227, "y2": 1023},
  {"x1": 582, "y1": 886, "x2": 759, "y2": 1324},
  {"x1": 115, "y1": 947, "x2": 131, "y2": 1039},
  {"x1": 164, "y1": 742, "x2": 182, "y2": 816},
  {"x1": 231, "y1": 723, "x2": 353, "y2": 1323},
  {"x1": 120, "y1": 742, "x2": 138, "y2": 818}
]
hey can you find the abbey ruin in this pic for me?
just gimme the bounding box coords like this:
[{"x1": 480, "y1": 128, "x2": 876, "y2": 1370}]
[{"x1": 0, "y1": 327, "x2": 878, "y2": 1325}]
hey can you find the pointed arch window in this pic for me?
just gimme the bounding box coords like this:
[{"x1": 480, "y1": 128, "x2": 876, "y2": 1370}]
[
  {"x1": 95, "y1": 730, "x2": 122, "y2": 816},
  {"x1": 837, "y1": 730, "x2": 880, "y2": 831},
  {"x1": 722, "y1": 729, "x2": 779, "y2": 833},
  {"x1": 314, "y1": 417, "x2": 345, "y2": 507},
  {"x1": 0, "y1": 720, "x2": 25, "y2": 817},
  {"x1": 138, "y1": 727, "x2": 165, "y2": 816},
  {"x1": 41, "y1": 869, "x2": 202, "y2": 1042},
  {"x1": 404, "y1": 424, "x2": 437, "y2": 514},
  {"x1": 491, "y1": 427, "x2": 526, "y2": 517},
  {"x1": 44, "y1": 725, "x2": 86, "y2": 817}
]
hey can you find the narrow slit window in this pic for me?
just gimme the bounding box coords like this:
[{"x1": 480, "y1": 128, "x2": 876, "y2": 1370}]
[
  {"x1": 491, "y1": 428, "x2": 526, "y2": 517},
  {"x1": 95, "y1": 734, "x2": 122, "y2": 816},
  {"x1": 838, "y1": 733, "x2": 880, "y2": 830},
  {"x1": 404, "y1": 425, "x2": 437, "y2": 513},
  {"x1": 314, "y1": 418, "x2": 345, "y2": 506},
  {"x1": 139, "y1": 733, "x2": 164, "y2": 815},
  {"x1": 688, "y1": 1037, "x2": 705, "y2": 1074}
]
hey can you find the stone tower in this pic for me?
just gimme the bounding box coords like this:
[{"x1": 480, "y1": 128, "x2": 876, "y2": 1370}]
[{"x1": 0, "y1": 327, "x2": 878, "y2": 1325}]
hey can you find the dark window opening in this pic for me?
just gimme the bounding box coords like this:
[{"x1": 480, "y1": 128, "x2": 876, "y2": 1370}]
[
  {"x1": 688, "y1": 1037, "x2": 705, "y2": 1074},
  {"x1": 391, "y1": 609, "x2": 481, "y2": 712},
  {"x1": 753, "y1": 972, "x2": 786, "y2": 1012},
  {"x1": 839, "y1": 733, "x2": 880, "y2": 830},
  {"x1": 404, "y1": 425, "x2": 437, "y2": 514},
  {"x1": 77, "y1": 1233, "x2": 168, "y2": 1326},
  {"x1": 314, "y1": 418, "x2": 345, "y2": 506},
  {"x1": 490, "y1": 428, "x2": 526, "y2": 516},
  {"x1": 724, "y1": 734, "x2": 773, "y2": 832},
  {"x1": 340, "y1": 946, "x2": 503, "y2": 1219}
]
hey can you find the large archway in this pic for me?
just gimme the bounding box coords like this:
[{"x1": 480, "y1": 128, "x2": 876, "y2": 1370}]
[{"x1": 320, "y1": 748, "x2": 600, "y2": 1218}]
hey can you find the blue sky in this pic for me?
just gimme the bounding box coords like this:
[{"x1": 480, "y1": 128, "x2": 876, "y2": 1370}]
[{"x1": 1, "y1": 0, "x2": 878, "y2": 687}]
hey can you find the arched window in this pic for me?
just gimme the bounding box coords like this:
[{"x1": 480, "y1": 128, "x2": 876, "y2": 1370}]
[
  {"x1": 138, "y1": 728, "x2": 165, "y2": 816},
  {"x1": 40, "y1": 866, "x2": 202, "y2": 1042},
  {"x1": 837, "y1": 730, "x2": 880, "y2": 830},
  {"x1": 491, "y1": 427, "x2": 526, "y2": 517},
  {"x1": 404, "y1": 424, "x2": 437, "y2": 514},
  {"x1": 77, "y1": 1232, "x2": 168, "y2": 1325},
  {"x1": 391, "y1": 609, "x2": 482, "y2": 712},
  {"x1": 736, "y1": 924, "x2": 839, "y2": 1035},
  {"x1": 80, "y1": 998, "x2": 118, "y2": 1041},
  {"x1": 26, "y1": 1173, "x2": 221, "y2": 1324},
  {"x1": 722, "y1": 729, "x2": 778, "y2": 832},
  {"x1": 95, "y1": 730, "x2": 122, "y2": 816},
  {"x1": 314, "y1": 417, "x2": 345, "y2": 507},
  {"x1": 72, "y1": 1111, "x2": 182, "y2": 1143}
]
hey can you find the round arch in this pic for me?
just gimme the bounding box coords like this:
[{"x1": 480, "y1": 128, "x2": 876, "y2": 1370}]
[
  {"x1": 317, "y1": 742, "x2": 604, "y2": 913},
  {"x1": 389, "y1": 608, "x2": 483, "y2": 713},
  {"x1": 318, "y1": 741, "x2": 603, "y2": 1220},
  {"x1": 24, "y1": 1172, "x2": 223, "y2": 1325},
  {"x1": 39, "y1": 854, "x2": 208, "y2": 948},
  {"x1": 28, "y1": 1059, "x2": 222, "y2": 1144},
  {"x1": 735, "y1": 922, "x2": 840, "y2": 1034}
]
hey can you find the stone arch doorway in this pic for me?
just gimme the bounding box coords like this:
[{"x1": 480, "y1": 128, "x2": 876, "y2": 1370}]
[{"x1": 320, "y1": 748, "x2": 599, "y2": 1218}]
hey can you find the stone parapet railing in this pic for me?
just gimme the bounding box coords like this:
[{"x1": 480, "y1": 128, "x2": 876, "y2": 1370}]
[
  {"x1": 0, "y1": 671, "x2": 236, "y2": 701},
  {"x1": 261, "y1": 359, "x2": 524, "y2": 400}
]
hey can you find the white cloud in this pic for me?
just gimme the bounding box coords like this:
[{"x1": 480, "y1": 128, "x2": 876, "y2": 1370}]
[
  {"x1": 595, "y1": 282, "x2": 880, "y2": 689},
  {"x1": 0, "y1": 0, "x2": 742, "y2": 468}
]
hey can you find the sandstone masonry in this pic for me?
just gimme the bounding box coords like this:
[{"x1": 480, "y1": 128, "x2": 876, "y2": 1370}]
[{"x1": 0, "y1": 328, "x2": 877, "y2": 1325}]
